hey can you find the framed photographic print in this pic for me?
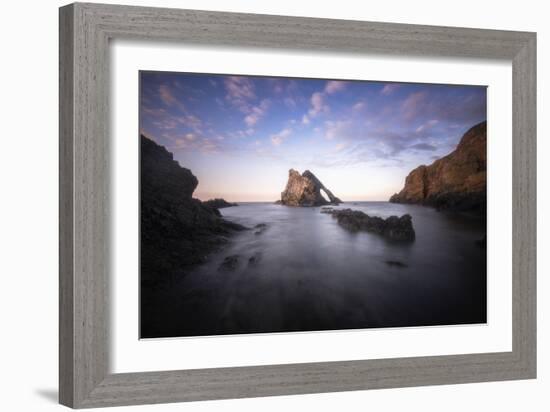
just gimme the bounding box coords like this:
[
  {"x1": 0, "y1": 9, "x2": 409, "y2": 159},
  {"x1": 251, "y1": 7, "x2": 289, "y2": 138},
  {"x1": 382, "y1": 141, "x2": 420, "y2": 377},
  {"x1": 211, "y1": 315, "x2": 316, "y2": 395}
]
[
  {"x1": 59, "y1": 2, "x2": 536, "y2": 408},
  {"x1": 138, "y1": 71, "x2": 488, "y2": 339}
]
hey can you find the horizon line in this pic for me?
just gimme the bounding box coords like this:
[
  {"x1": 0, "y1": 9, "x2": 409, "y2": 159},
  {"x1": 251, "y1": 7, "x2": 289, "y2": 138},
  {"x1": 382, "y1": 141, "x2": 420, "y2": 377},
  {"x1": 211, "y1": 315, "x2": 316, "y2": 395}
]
[{"x1": 196, "y1": 199, "x2": 392, "y2": 203}]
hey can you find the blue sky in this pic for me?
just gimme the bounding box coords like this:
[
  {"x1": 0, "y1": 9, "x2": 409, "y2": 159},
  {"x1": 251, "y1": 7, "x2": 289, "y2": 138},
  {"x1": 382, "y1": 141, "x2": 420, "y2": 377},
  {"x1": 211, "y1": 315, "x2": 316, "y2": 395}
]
[{"x1": 140, "y1": 72, "x2": 486, "y2": 201}]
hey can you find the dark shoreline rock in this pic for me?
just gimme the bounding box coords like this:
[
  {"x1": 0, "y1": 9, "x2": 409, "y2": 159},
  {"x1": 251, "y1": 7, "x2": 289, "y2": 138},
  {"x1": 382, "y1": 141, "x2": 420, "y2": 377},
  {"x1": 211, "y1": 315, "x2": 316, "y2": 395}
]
[
  {"x1": 323, "y1": 208, "x2": 415, "y2": 241},
  {"x1": 280, "y1": 169, "x2": 342, "y2": 207},
  {"x1": 141, "y1": 135, "x2": 246, "y2": 288},
  {"x1": 203, "y1": 198, "x2": 238, "y2": 209},
  {"x1": 390, "y1": 121, "x2": 487, "y2": 214},
  {"x1": 385, "y1": 260, "x2": 408, "y2": 268}
]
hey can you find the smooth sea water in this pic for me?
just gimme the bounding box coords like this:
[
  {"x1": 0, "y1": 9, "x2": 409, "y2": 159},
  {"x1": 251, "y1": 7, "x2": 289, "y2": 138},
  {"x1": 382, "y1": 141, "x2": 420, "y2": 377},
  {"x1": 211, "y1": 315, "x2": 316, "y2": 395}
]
[{"x1": 143, "y1": 202, "x2": 486, "y2": 338}]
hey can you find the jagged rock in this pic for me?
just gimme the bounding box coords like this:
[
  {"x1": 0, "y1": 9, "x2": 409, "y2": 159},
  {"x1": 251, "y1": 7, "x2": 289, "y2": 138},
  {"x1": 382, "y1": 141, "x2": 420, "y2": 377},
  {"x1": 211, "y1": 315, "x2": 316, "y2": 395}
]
[
  {"x1": 390, "y1": 121, "x2": 486, "y2": 213},
  {"x1": 324, "y1": 208, "x2": 415, "y2": 241},
  {"x1": 280, "y1": 169, "x2": 342, "y2": 206},
  {"x1": 203, "y1": 198, "x2": 238, "y2": 209},
  {"x1": 141, "y1": 135, "x2": 246, "y2": 287}
]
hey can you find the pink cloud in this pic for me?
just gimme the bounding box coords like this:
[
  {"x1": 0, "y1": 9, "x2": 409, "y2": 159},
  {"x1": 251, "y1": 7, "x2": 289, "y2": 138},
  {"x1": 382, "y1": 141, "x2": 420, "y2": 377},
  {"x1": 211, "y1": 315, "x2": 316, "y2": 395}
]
[
  {"x1": 152, "y1": 118, "x2": 178, "y2": 130},
  {"x1": 141, "y1": 107, "x2": 167, "y2": 117},
  {"x1": 224, "y1": 76, "x2": 256, "y2": 112},
  {"x1": 177, "y1": 114, "x2": 202, "y2": 131},
  {"x1": 381, "y1": 84, "x2": 401, "y2": 96},
  {"x1": 244, "y1": 99, "x2": 270, "y2": 127},
  {"x1": 270, "y1": 128, "x2": 292, "y2": 146},
  {"x1": 158, "y1": 84, "x2": 187, "y2": 112},
  {"x1": 401, "y1": 91, "x2": 428, "y2": 121},
  {"x1": 159, "y1": 85, "x2": 177, "y2": 106},
  {"x1": 167, "y1": 133, "x2": 220, "y2": 154},
  {"x1": 306, "y1": 82, "x2": 345, "y2": 119},
  {"x1": 415, "y1": 119, "x2": 439, "y2": 134},
  {"x1": 309, "y1": 92, "x2": 329, "y2": 117},
  {"x1": 352, "y1": 101, "x2": 367, "y2": 111},
  {"x1": 324, "y1": 80, "x2": 347, "y2": 94}
]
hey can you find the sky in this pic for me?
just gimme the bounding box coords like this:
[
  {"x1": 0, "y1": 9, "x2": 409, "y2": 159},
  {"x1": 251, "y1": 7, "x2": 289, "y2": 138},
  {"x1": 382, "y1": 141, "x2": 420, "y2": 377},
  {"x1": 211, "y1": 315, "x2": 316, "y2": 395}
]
[{"x1": 140, "y1": 71, "x2": 486, "y2": 201}]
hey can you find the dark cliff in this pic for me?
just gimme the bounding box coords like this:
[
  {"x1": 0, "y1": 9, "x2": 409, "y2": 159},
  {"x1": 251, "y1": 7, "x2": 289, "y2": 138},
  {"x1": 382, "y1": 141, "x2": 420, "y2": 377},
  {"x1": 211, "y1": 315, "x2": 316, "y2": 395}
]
[
  {"x1": 390, "y1": 121, "x2": 487, "y2": 213},
  {"x1": 140, "y1": 135, "x2": 245, "y2": 287}
]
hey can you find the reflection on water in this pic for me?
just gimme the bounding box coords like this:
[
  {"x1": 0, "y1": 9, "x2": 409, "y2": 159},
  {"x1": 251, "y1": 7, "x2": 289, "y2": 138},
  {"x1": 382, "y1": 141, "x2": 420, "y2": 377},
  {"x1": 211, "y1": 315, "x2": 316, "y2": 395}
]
[{"x1": 141, "y1": 202, "x2": 486, "y2": 338}]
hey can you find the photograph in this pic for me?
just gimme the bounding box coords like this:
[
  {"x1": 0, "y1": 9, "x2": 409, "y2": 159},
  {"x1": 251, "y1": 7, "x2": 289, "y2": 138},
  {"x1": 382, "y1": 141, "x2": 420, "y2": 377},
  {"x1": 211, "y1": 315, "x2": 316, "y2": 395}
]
[
  {"x1": 2, "y1": 0, "x2": 541, "y2": 409},
  {"x1": 139, "y1": 71, "x2": 487, "y2": 339}
]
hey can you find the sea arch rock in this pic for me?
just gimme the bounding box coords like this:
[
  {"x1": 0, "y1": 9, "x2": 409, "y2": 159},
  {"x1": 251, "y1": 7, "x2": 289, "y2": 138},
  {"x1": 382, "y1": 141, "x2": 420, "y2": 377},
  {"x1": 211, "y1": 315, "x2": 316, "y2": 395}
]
[{"x1": 280, "y1": 169, "x2": 342, "y2": 206}]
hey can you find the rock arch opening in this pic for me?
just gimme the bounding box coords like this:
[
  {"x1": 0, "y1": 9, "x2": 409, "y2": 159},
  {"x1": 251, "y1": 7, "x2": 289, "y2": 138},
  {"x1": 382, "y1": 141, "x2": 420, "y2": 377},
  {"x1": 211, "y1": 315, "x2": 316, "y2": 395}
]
[{"x1": 320, "y1": 188, "x2": 330, "y2": 203}]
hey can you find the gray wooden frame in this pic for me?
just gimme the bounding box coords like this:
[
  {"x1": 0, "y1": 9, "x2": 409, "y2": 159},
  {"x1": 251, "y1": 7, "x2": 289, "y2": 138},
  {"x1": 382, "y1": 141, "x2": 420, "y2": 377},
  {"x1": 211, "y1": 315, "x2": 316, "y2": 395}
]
[{"x1": 59, "y1": 2, "x2": 536, "y2": 408}]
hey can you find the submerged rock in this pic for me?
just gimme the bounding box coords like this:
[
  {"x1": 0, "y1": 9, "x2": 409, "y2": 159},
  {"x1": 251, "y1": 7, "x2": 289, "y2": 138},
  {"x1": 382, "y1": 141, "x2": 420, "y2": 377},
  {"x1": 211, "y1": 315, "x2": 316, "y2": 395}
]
[
  {"x1": 254, "y1": 223, "x2": 268, "y2": 235},
  {"x1": 324, "y1": 208, "x2": 415, "y2": 241},
  {"x1": 385, "y1": 260, "x2": 408, "y2": 268},
  {"x1": 390, "y1": 121, "x2": 487, "y2": 213},
  {"x1": 219, "y1": 255, "x2": 240, "y2": 271},
  {"x1": 248, "y1": 252, "x2": 262, "y2": 265},
  {"x1": 280, "y1": 169, "x2": 342, "y2": 206}
]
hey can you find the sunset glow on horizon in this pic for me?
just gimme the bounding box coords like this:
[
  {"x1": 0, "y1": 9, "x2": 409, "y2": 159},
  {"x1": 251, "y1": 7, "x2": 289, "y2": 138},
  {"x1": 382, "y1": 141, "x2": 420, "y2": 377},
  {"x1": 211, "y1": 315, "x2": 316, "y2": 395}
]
[{"x1": 140, "y1": 72, "x2": 486, "y2": 202}]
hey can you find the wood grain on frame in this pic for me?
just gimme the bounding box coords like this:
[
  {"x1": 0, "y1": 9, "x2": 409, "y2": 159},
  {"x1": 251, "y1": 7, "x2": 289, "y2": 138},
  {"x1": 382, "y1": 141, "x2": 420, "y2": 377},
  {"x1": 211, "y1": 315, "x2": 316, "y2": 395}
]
[{"x1": 59, "y1": 2, "x2": 536, "y2": 408}]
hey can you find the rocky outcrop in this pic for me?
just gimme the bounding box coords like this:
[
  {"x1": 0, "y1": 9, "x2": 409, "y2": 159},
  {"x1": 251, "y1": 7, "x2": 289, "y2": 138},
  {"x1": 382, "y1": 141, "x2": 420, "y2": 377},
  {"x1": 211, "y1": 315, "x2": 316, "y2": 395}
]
[
  {"x1": 390, "y1": 121, "x2": 487, "y2": 213},
  {"x1": 203, "y1": 198, "x2": 238, "y2": 209},
  {"x1": 254, "y1": 223, "x2": 268, "y2": 235},
  {"x1": 280, "y1": 169, "x2": 342, "y2": 206},
  {"x1": 323, "y1": 208, "x2": 415, "y2": 241},
  {"x1": 141, "y1": 135, "x2": 245, "y2": 287}
]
